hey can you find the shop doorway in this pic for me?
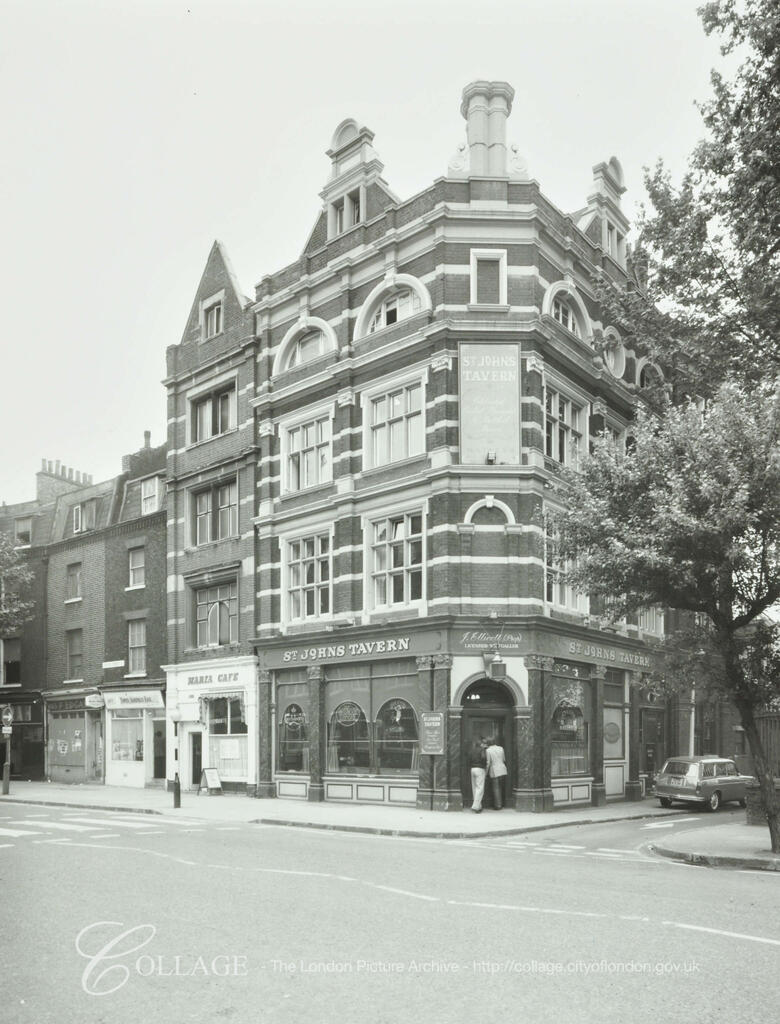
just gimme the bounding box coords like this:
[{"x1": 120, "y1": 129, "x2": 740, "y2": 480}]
[
  {"x1": 460, "y1": 680, "x2": 514, "y2": 809},
  {"x1": 87, "y1": 712, "x2": 103, "y2": 782},
  {"x1": 152, "y1": 720, "x2": 166, "y2": 780},
  {"x1": 191, "y1": 732, "x2": 202, "y2": 786},
  {"x1": 641, "y1": 708, "x2": 666, "y2": 781}
]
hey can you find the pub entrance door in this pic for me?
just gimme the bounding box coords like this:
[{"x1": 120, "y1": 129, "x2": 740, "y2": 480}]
[{"x1": 460, "y1": 680, "x2": 514, "y2": 808}]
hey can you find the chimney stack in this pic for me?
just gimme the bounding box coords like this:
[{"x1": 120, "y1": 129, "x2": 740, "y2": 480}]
[
  {"x1": 144, "y1": 430, "x2": 151, "y2": 449},
  {"x1": 460, "y1": 81, "x2": 514, "y2": 176}
]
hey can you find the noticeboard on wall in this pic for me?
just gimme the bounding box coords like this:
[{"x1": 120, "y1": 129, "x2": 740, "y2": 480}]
[
  {"x1": 420, "y1": 712, "x2": 445, "y2": 756},
  {"x1": 459, "y1": 343, "x2": 521, "y2": 465}
]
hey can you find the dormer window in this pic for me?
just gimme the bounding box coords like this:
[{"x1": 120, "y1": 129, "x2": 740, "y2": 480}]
[
  {"x1": 329, "y1": 189, "x2": 362, "y2": 237},
  {"x1": 73, "y1": 499, "x2": 96, "y2": 534},
  {"x1": 14, "y1": 518, "x2": 32, "y2": 547},
  {"x1": 141, "y1": 477, "x2": 159, "y2": 515},
  {"x1": 204, "y1": 302, "x2": 222, "y2": 339},
  {"x1": 552, "y1": 298, "x2": 580, "y2": 338},
  {"x1": 368, "y1": 290, "x2": 421, "y2": 334},
  {"x1": 286, "y1": 330, "x2": 327, "y2": 370}
]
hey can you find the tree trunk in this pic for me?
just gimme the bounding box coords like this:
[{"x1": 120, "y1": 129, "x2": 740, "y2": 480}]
[{"x1": 736, "y1": 699, "x2": 780, "y2": 853}]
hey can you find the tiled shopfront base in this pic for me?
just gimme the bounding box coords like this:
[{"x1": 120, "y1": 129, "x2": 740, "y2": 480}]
[
  {"x1": 274, "y1": 775, "x2": 417, "y2": 805},
  {"x1": 551, "y1": 778, "x2": 593, "y2": 804}
]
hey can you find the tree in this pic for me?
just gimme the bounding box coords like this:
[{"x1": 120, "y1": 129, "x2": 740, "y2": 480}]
[
  {"x1": 558, "y1": 385, "x2": 780, "y2": 849},
  {"x1": 0, "y1": 531, "x2": 34, "y2": 639},
  {"x1": 595, "y1": 0, "x2": 780, "y2": 399}
]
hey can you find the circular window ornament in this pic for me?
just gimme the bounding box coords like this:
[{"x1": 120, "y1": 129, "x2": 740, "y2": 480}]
[
  {"x1": 282, "y1": 704, "x2": 305, "y2": 731},
  {"x1": 604, "y1": 722, "x2": 621, "y2": 744},
  {"x1": 335, "y1": 702, "x2": 363, "y2": 727},
  {"x1": 604, "y1": 340, "x2": 626, "y2": 378}
]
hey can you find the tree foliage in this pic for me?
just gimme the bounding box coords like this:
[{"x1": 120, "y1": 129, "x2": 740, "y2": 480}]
[{"x1": 0, "y1": 531, "x2": 34, "y2": 637}]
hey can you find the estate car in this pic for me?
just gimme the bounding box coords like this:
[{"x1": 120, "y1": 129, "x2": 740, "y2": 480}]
[{"x1": 653, "y1": 755, "x2": 752, "y2": 811}]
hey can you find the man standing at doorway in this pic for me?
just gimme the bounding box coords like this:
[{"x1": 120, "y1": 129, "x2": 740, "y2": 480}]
[
  {"x1": 485, "y1": 736, "x2": 508, "y2": 810},
  {"x1": 468, "y1": 738, "x2": 488, "y2": 813}
]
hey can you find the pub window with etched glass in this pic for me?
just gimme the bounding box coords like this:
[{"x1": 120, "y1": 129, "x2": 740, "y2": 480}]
[
  {"x1": 277, "y1": 690, "x2": 309, "y2": 772},
  {"x1": 370, "y1": 511, "x2": 423, "y2": 608},
  {"x1": 550, "y1": 676, "x2": 592, "y2": 777},
  {"x1": 287, "y1": 534, "x2": 330, "y2": 622},
  {"x1": 325, "y1": 662, "x2": 420, "y2": 774},
  {"x1": 208, "y1": 696, "x2": 248, "y2": 779}
]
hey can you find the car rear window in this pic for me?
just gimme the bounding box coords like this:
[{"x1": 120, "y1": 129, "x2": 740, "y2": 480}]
[{"x1": 662, "y1": 760, "x2": 698, "y2": 778}]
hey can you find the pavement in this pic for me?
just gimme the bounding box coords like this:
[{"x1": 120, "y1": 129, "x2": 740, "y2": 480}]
[{"x1": 2, "y1": 779, "x2": 780, "y2": 867}]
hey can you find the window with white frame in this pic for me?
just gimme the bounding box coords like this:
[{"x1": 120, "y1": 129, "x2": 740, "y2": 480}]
[
  {"x1": 203, "y1": 300, "x2": 223, "y2": 339},
  {"x1": 14, "y1": 518, "x2": 32, "y2": 547},
  {"x1": 66, "y1": 629, "x2": 83, "y2": 679},
  {"x1": 330, "y1": 189, "x2": 361, "y2": 237},
  {"x1": 192, "y1": 479, "x2": 238, "y2": 545},
  {"x1": 128, "y1": 547, "x2": 145, "y2": 587},
  {"x1": 286, "y1": 416, "x2": 331, "y2": 492},
  {"x1": 191, "y1": 383, "x2": 236, "y2": 444},
  {"x1": 368, "y1": 289, "x2": 422, "y2": 334},
  {"x1": 287, "y1": 533, "x2": 331, "y2": 622},
  {"x1": 194, "y1": 580, "x2": 238, "y2": 647},
  {"x1": 73, "y1": 499, "x2": 96, "y2": 534},
  {"x1": 369, "y1": 383, "x2": 424, "y2": 468},
  {"x1": 141, "y1": 477, "x2": 159, "y2": 515},
  {"x1": 638, "y1": 606, "x2": 664, "y2": 636},
  {"x1": 66, "y1": 562, "x2": 82, "y2": 601},
  {"x1": 545, "y1": 388, "x2": 583, "y2": 467},
  {"x1": 370, "y1": 511, "x2": 423, "y2": 608},
  {"x1": 552, "y1": 297, "x2": 581, "y2": 337},
  {"x1": 544, "y1": 514, "x2": 586, "y2": 612},
  {"x1": 285, "y1": 330, "x2": 328, "y2": 370},
  {"x1": 127, "y1": 619, "x2": 147, "y2": 674},
  {"x1": 470, "y1": 249, "x2": 507, "y2": 306}
]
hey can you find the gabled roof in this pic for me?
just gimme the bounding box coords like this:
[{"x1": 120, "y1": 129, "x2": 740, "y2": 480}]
[{"x1": 179, "y1": 240, "x2": 248, "y2": 345}]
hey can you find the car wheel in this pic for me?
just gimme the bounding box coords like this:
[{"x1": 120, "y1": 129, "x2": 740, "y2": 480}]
[
  {"x1": 707, "y1": 791, "x2": 721, "y2": 812},
  {"x1": 659, "y1": 798, "x2": 673, "y2": 808}
]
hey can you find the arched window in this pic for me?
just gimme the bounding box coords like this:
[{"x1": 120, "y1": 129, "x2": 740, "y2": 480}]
[
  {"x1": 278, "y1": 703, "x2": 308, "y2": 772},
  {"x1": 375, "y1": 699, "x2": 419, "y2": 772},
  {"x1": 551, "y1": 699, "x2": 589, "y2": 777},
  {"x1": 552, "y1": 297, "x2": 580, "y2": 338},
  {"x1": 285, "y1": 330, "x2": 327, "y2": 370},
  {"x1": 638, "y1": 361, "x2": 663, "y2": 389},
  {"x1": 327, "y1": 702, "x2": 370, "y2": 771},
  {"x1": 368, "y1": 289, "x2": 422, "y2": 334}
]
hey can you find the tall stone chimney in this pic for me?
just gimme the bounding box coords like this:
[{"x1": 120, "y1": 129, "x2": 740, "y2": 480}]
[{"x1": 459, "y1": 81, "x2": 515, "y2": 176}]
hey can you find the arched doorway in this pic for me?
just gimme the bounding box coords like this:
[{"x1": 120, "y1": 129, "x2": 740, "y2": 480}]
[{"x1": 460, "y1": 679, "x2": 514, "y2": 808}]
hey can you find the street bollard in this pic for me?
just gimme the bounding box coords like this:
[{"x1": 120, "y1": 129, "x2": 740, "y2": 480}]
[
  {"x1": 173, "y1": 771, "x2": 181, "y2": 809},
  {"x1": 2, "y1": 761, "x2": 9, "y2": 796}
]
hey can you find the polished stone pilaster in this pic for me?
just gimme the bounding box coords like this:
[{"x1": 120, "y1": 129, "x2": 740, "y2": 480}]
[
  {"x1": 590, "y1": 664, "x2": 606, "y2": 806},
  {"x1": 509, "y1": 705, "x2": 533, "y2": 810},
  {"x1": 307, "y1": 666, "x2": 326, "y2": 802},
  {"x1": 255, "y1": 669, "x2": 275, "y2": 799},
  {"x1": 518, "y1": 655, "x2": 555, "y2": 811},
  {"x1": 431, "y1": 654, "x2": 455, "y2": 810},
  {"x1": 625, "y1": 673, "x2": 643, "y2": 800},
  {"x1": 446, "y1": 705, "x2": 464, "y2": 811},
  {"x1": 415, "y1": 656, "x2": 434, "y2": 809}
]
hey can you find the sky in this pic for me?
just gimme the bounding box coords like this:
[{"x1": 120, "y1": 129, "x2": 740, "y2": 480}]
[{"x1": 0, "y1": 0, "x2": 724, "y2": 505}]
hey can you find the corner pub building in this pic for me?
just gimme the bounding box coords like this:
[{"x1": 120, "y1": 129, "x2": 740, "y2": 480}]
[{"x1": 166, "y1": 80, "x2": 668, "y2": 812}]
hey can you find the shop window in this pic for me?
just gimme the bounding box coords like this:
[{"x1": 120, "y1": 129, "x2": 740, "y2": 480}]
[
  {"x1": 66, "y1": 562, "x2": 83, "y2": 601},
  {"x1": 368, "y1": 290, "x2": 422, "y2": 334},
  {"x1": 375, "y1": 699, "x2": 419, "y2": 772},
  {"x1": 66, "y1": 629, "x2": 83, "y2": 680},
  {"x1": 208, "y1": 697, "x2": 248, "y2": 780},
  {"x1": 369, "y1": 383, "x2": 424, "y2": 467},
  {"x1": 194, "y1": 580, "x2": 238, "y2": 648},
  {"x1": 128, "y1": 547, "x2": 145, "y2": 588},
  {"x1": 127, "y1": 619, "x2": 146, "y2": 675},
  {"x1": 285, "y1": 415, "x2": 331, "y2": 492},
  {"x1": 278, "y1": 702, "x2": 308, "y2": 772},
  {"x1": 370, "y1": 511, "x2": 424, "y2": 609},
  {"x1": 287, "y1": 533, "x2": 331, "y2": 622},
  {"x1": 1, "y1": 637, "x2": 21, "y2": 685},
  {"x1": 551, "y1": 700, "x2": 589, "y2": 777},
  {"x1": 191, "y1": 383, "x2": 236, "y2": 444},
  {"x1": 111, "y1": 710, "x2": 144, "y2": 762},
  {"x1": 14, "y1": 518, "x2": 32, "y2": 547},
  {"x1": 545, "y1": 387, "x2": 583, "y2": 467},
  {"x1": 193, "y1": 479, "x2": 238, "y2": 545}
]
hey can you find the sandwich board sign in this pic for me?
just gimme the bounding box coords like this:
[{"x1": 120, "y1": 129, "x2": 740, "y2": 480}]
[{"x1": 198, "y1": 768, "x2": 223, "y2": 796}]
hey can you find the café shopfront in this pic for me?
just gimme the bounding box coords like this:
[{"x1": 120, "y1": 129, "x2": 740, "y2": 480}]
[{"x1": 256, "y1": 619, "x2": 659, "y2": 812}]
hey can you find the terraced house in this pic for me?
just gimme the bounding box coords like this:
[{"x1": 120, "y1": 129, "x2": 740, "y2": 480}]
[{"x1": 165, "y1": 80, "x2": 671, "y2": 810}]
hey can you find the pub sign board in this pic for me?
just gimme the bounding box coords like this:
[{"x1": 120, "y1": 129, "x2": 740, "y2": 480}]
[{"x1": 420, "y1": 712, "x2": 445, "y2": 755}]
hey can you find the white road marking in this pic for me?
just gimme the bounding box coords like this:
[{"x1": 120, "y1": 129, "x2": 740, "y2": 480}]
[
  {"x1": 371, "y1": 884, "x2": 439, "y2": 902},
  {"x1": 33, "y1": 839, "x2": 72, "y2": 844},
  {"x1": 598, "y1": 848, "x2": 641, "y2": 854},
  {"x1": 0, "y1": 843, "x2": 14, "y2": 848},
  {"x1": 88, "y1": 834, "x2": 121, "y2": 839},
  {"x1": 216, "y1": 827, "x2": 242, "y2": 831},
  {"x1": 641, "y1": 822, "x2": 678, "y2": 829},
  {"x1": 64, "y1": 817, "x2": 163, "y2": 830},
  {"x1": 546, "y1": 844, "x2": 585, "y2": 850},
  {"x1": 663, "y1": 920, "x2": 780, "y2": 947},
  {"x1": 107, "y1": 815, "x2": 207, "y2": 826},
  {"x1": 0, "y1": 827, "x2": 42, "y2": 837},
  {"x1": 17, "y1": 820, "x2": 96, "y2": 832}
]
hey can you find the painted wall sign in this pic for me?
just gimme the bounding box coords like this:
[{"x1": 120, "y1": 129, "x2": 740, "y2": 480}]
[
  {"x1": 420, "y1": 712, "x2": 445, "y2": 755},
  {"x1": 460, "y1": 343, "x2": 521, "y2": 465},
  {"x1": 459, "y1": 629, "x2": 525, "y2": 651}
]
